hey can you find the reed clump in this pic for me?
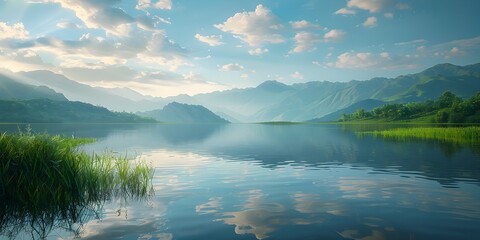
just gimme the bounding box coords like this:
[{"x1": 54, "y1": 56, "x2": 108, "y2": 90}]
[
  {"x1": 367, "y1": 127, "x2": 480, "y2": 144},
  {"x1": 0, "y1": 132, "x2": 154, "y2": 239}
]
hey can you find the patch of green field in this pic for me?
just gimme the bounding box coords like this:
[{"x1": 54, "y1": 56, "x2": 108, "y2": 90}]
[{"x1": 365, "y1": 127, "x2": 480, "y2": 144}]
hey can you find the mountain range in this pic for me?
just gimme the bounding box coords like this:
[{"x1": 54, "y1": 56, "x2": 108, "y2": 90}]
[{"x1": 2, "y1": 62, "x2": 480, "y2": 122}]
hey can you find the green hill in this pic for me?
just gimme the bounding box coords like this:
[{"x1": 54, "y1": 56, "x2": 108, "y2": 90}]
[
  {"x1": 139, "y1": 102, "x2": 229, "y2": 123},
  {"x1": 0, "y1": 99, "x2": 155, "y2": 123}
]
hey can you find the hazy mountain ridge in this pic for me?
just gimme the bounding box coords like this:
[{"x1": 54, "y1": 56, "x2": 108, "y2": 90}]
[
  {"x1": 0, "y1": 73, "x2": 67, "y2": 101},
  {"x1": 310, "y1": 99, "x2": 386, "y2": 122},
  {"x1": 0, "y1": 99, "x2": 156, "y2": 123},
  {"x1": 3, "y1": 62, "x2": 480, "y2": 122},
  {"x1": 138, "y1": 102, "x2": 229, "y2": 123},
  {"x1": 197, "y1": 63, "x2": 480, "y2": 121},
  {"x1": 17, "y1": 70, "x2": 167, "y2": 112}
]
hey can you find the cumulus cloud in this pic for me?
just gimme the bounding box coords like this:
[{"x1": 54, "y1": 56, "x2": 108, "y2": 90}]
[
  {"x1": 248, "y1": 48, "x2": 269, "y2": 56},
  {"x1": 291, "y1": 29, "x2": 346, "y2": 53},
  {"x1": 327, "y1": 51, "x2": 417, "y2": 70},
  {"x1": 323, "y1": 29, "x2": 346, "y2": 42},
  {"x1": 220, "y1": 63, "x2": 244, "y2": 72},
  {"x1": 290, "y1": 20, "x2": 321, "y2": 29},
  {"x1": 4, "y1": 24, "x2": 189, "y2": 72},
  {"x1": 328, "y1": 51, "x2": 391, "y2": 69},
  {"x1": 49, "y1": 0, "x2": 160, "y2": 35},
  {"x1": 291, "y1": 31, "x2": 321, "y2": 53},
  {"x1": 291, "y1": 71, "x2": 303, "y2": 80},
  {"x1": 347, "y1": 0, "x2": 390, "y2": 13},
  {"x1": 194, "y1": 34, "x2": 224, "y2": 46},
  {"x1": 215, "y1": 4, "x2": 284, "y2": 46},
  {"x1": 136, "y1": 0, "x2": 172, "y2": 10},
  {"x1": 334, "y1": 8, "x2": 356, "y2": 15},
  {"x1": 0, "y1": 22, "x2": 29, "y2": 40},
  {"x1": 363, "y1": 16, "x2": 378, "y2": 28}
]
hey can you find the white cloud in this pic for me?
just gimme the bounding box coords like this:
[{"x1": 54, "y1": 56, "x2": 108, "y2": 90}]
[
  {"x1": 323, "y1": 29, "x2": 346, "y2": 42},
  {"x1": 154, "y1": 0, "x2": 172, "y2": 10},
  {"x1": 0, "y1": 49, "x2": 54, "y2": 72},
  {"x1": 56, "y1": 21, "x2": 82, "y2": 29},
  {"x1": 416, "y1": 46, "x2": 426, "y2": 52},
  {"x1": 248, "y1": 48, "x2": 269, "y2": 56},
  {"x1": 328, "y1": 51, "x2": 417, "y2": 70},
  {"x1": 182, "y1": 72, "x2": 201, "y2": 81},
  {"x1": 291, "y1": 71, "x2": 303, "y2": 80},
  {"x1": 328, "y1": 51, "x2": 391, "y2": 69},
  {"x1": 334, "y1": 8, "x2": 356, "y2": 15},
  {"x1": 240, "y1": 73, "x2": 249, "y2": 79},
  {"x1": 4, "y1": 24, "x2": 190, "y2": 72},
  {"x1": 49, "y1": 0, "x2": 161, "y2": 36},
  {"x1": 214, "y1": 4, "x2": 284, "y2": 46},
  {"x1": 0, "y1": 22, "x2": 29, "y2": 40},
  {"x1": 220, "y1": 63, "x2": 244, "y2": 72},
  {"x1": 193, "y1": 55, "x2": 211, "y2": 60},
  {"x1": 450, "y1": 47, "x2": 460, "y2": 54},
  {"x1": 363, "y1": 16, "x2": 378, "y2": 28},
  {"x1": 290, "y1": 20, "x2": 321, "y2": 29},
  {"x1": 291, "y1": 31, "x2": 321, "y2": 53},
  {"x1": 136, "y1": 0, "x2": 172, "y2": 10},
  {"x1": 194, "y1": 34, "x2": 224, "y2": 46},
  {"x1": 384, "y1": 12, "x2": 394, "y2": 19},
  {"x1": 433, "y1": 46, "x2": 466, "y2": 59},
  {"x1": 347, "y1": 0, "x2": 389, "y2": 13}
]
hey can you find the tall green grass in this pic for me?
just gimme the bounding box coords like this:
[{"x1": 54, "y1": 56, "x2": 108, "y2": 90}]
[
  {"x1": 0, "y1": 132, "x2": 154, "y2": 239},
  {"x1": 365, "y1": 127, "x2": 480, "y2": 144}
]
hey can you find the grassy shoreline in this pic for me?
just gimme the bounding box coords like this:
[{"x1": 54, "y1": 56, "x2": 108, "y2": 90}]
[
  {"x1": 0, "y1": 132, "x2": 154, "y2": 238},
  {"x1": 361, "y1": 127, "x2": 480, "y2": 144}
]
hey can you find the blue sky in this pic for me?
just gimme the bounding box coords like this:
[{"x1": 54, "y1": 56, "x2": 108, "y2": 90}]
[{"x1": 0, "y1": 0, "x2": 479, "y2": 97}]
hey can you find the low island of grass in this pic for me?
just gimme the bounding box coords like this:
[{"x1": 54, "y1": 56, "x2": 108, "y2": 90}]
[
  {"x1": 0, "y1": 131, "x2": 154, "y2": 239},
  {"x1": 364, "y1": 126, "x2": 480, "y2": 145}
]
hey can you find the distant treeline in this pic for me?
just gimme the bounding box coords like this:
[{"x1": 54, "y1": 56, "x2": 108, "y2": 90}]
[{"x1": 340, "y1": 91, "x2": 480, "y2": 123}]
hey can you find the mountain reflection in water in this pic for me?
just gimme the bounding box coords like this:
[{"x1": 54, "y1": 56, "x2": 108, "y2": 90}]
[{"x1": 0, "y1": 123, "x2": 479, "y2": 239}]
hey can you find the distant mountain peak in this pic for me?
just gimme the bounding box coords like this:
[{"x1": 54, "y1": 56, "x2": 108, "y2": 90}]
[
  {"x1": 256, "y1": 80, "x2": 292, "y2": 92},
  {"x1": 139, "y1": 102, "x2": 229, "y2": 123},
  {"x1": 421, "y1": 62, "x2": 468, "y2": 77}
]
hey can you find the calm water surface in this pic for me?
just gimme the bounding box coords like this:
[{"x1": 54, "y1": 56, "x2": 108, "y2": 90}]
[{"x1": 1, "y1": 123, "x2": 480, "y2": 239}]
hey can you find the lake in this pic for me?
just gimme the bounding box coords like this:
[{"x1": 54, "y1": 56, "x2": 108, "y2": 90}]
[{"x1": 1, "y1": 123, "x2": 480, "y2": 239}]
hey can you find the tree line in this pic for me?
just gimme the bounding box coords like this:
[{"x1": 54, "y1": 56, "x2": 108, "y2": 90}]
[{"x1": 340, "y1": 91, "x2": 480, "y2": 123}]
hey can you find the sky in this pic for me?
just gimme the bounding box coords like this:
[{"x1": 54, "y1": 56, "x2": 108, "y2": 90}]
[{"x1": 0, "y1": 0, "x2": 479, "y2": 97}]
